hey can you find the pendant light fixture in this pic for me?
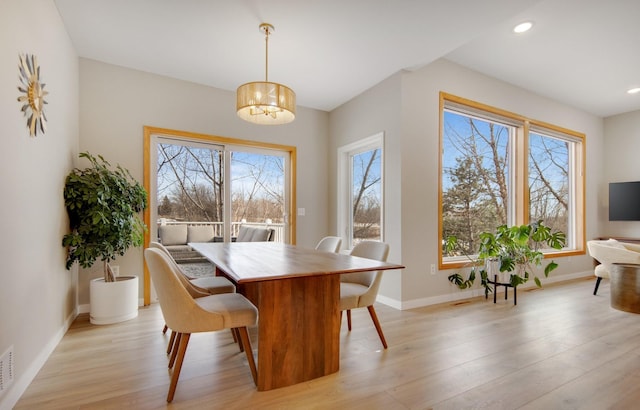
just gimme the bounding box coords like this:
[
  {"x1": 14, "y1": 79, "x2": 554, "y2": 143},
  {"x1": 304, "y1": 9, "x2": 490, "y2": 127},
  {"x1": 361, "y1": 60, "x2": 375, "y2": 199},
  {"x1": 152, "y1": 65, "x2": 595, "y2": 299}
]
[{"x1": 236, "y1": 23, "x2": 296, "y2": 125}]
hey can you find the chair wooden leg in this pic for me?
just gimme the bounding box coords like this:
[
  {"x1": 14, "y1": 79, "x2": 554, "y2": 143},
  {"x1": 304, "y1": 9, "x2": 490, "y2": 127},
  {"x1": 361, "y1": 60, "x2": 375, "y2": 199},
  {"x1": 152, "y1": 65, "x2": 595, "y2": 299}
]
[
  {"x1": 169, "y1": 333, "x2": 182, "y2": 369},
  {"x1": 367, "y1": 305, "x2": 388, "y2": 349},
  {"x1": 167, "y1": 330, "x2": 176, "y2": 355},
  {"x1": 593, "y1": 276, "x2": 603, "y2": 295},
  {"x1": 234, "y1": 328, "x2": 245, "y2": 352},
  {"x1": 347, "y1": 309, "x2": 352, "y2": 331},
  {"x1": 230, "y1": 328, "x2": 238, "y2": 343},
  {"x1": 162, "y1": 324, "x2": 168, "y2": 334},
  {"x1": 167, "y1": 333, "x2": 190, "y2": 403},
  {"x1": 237, "y1": 327, "x2": 257, "y2": 385}
]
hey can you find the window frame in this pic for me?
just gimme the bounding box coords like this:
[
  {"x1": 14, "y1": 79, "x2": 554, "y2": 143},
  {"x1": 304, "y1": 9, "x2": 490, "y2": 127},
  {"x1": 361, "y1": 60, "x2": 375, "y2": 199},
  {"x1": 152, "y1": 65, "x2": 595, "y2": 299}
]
[
  {"x1": 439, "y1": 92, "x2": 585, "y2": 269},
  {"x1": 337, "y1": 132, "x2": 385, "y2": 251},
  {"x1": 143, "y1": 126, "x2": 297, "y2": 304}
]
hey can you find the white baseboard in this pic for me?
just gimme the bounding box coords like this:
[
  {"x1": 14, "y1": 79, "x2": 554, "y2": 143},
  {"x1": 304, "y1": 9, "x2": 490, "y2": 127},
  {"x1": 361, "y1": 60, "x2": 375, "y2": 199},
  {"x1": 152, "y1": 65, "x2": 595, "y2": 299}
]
[
  {"x1": 3, "y1": 297, "x2": 146, "y2": 409},
  {"x1": 376, "y1": 270, "x2": 594, "y2": 311},
  {"x1": 0, "y1": 307, "x2": 78, "y2": 410}
]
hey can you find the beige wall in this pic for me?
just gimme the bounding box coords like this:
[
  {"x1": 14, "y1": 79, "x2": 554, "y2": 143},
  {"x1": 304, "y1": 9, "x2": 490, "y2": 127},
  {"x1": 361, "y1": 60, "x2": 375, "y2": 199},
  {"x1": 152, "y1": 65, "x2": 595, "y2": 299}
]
[
  {"x1": 77, "y1": 58, "x2": 331, "y2": 306},
  {"x1": 329, "y1": 73, "x2": 404, "y2": 305},
  {"x1": 0, "y1": 1, "x2": 79, "y2": 407},
  {"x1": 330, "y1": 59, "x2": 605, "y2": 308},
  {"x1": 602, "y1": 110, "x2": 640, "y2": 237}
]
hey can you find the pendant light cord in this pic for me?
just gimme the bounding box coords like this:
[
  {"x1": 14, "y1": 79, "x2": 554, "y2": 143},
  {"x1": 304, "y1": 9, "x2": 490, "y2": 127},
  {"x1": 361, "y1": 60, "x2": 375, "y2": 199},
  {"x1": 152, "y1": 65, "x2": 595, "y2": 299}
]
[{"x1": 264, "y1": 27, "x2": 270, "y2": 82}]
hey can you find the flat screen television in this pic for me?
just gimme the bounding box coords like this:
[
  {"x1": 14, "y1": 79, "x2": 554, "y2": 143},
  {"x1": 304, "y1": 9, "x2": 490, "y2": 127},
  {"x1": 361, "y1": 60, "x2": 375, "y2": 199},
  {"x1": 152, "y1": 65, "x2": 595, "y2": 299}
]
[{"x1": 609, "y1": 181, "x2": 640, "y2": 221}]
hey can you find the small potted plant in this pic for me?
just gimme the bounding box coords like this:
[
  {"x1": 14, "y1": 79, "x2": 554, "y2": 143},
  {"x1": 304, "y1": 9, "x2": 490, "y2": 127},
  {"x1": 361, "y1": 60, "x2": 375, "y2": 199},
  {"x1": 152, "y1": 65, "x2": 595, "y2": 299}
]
[
  {"x1": 446, "y1": 220, "x2": 566, "y2": 298},
  {"x1": 62, "y1": 152, "x2": 147, "y2": 324}
]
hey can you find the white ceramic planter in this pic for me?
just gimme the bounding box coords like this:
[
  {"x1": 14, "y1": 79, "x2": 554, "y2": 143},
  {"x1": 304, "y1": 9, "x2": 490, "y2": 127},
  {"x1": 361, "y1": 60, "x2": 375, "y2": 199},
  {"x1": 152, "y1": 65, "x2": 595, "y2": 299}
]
[
  {"x1": 90, "y1": 276, "x2": 139, "y2": 325},
  {"x1": 500, "y1": 272, "x2": 512, "y2": 283}
]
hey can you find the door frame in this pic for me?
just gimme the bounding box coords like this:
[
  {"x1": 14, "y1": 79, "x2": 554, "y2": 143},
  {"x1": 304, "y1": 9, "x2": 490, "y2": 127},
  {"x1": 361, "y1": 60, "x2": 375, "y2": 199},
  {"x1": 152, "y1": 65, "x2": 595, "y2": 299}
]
[{"x1": 142, "y1": 126, "x2": 297, "y2": 305}]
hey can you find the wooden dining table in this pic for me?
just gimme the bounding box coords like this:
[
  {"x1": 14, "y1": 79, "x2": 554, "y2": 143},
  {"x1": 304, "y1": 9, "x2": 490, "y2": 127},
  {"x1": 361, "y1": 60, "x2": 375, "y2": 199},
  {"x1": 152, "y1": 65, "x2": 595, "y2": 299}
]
[{"x1": 189, "y1": 241, "x2": 404, "y2": 391}]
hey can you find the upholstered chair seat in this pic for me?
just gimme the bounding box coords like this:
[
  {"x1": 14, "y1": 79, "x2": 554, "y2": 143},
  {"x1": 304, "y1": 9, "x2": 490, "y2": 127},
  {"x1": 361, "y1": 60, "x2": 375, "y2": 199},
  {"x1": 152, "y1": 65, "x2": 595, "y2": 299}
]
[
  {"x1": 339, "y1": 282, "x2": 366, "y2": 310},
  {"x1": 149, "y1": 241, "x2": 237, "y2": 351},
  {"x1": 587, "y1": 239, "x2": 640, "y2": 295},
  {"x1": 144, "y1": 248, "x2": 258, "y2": 402},
  {"x1": 150, "y1": 241, "x2": 235, "y2": 294},
  {"x1": 340, "y1": 241, "x2": 390, "y2": 349}
]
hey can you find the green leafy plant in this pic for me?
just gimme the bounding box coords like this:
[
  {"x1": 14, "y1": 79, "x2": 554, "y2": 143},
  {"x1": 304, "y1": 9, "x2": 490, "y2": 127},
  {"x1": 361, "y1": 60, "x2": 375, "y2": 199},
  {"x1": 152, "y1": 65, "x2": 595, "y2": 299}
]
[
  {"x1": 62, "y1": 152, "x2": 148, "y2": 281},
  {"x1": 446, "y1": 220, "x2": 566, "y2": 295}
]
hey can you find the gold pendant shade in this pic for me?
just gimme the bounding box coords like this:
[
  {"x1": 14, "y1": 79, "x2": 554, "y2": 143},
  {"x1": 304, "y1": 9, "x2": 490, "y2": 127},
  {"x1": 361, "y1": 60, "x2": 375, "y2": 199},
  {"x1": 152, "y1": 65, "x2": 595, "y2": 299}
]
[
  {"x1": 236, "y1": 23, "x2": 296, "y2": 125},
  {"x1": 236, "y1": 81, "x2": 296, "y2": 125}
]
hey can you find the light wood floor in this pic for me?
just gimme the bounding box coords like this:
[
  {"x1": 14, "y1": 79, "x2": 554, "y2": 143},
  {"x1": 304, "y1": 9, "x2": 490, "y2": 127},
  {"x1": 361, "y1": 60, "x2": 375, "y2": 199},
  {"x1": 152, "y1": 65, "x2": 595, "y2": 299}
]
[{"x1": 16, "y1": 277, "x2": 640, "y2": 409}]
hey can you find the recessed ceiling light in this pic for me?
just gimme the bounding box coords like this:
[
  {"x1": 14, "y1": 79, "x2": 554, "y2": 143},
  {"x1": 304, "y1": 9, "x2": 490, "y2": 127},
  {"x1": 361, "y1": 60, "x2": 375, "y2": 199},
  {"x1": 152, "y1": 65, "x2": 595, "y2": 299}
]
[
  {"x1": 513, "y1": 21, "x2": 534, "y2": 34},
  {"x1": 628, "y1": 87, "x2": 640, "y2": 94}
]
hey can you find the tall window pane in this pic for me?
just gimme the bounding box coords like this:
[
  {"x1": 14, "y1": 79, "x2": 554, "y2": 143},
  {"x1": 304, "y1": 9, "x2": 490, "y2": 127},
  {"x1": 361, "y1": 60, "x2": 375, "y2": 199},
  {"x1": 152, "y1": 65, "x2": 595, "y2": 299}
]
[
  {"x1": 157, "y1": 143, "x2": 224, "y2": 236},
  {"x1": 528, "y1": 132, "x2": 569, "y2": 235},
  {"x1": 351, "y1": 148, "x2": 382, "y2": 245},
  {"x1": 338, "y1": 133, "x2": 384, "y2": 250},
  {"x1": 231, "y1": 151, "x2": 285, "y2": 241},
  {"x1": 155, "y1": 140, "x2": 288, "y2": 243},
  {"x1": 442, "y1": 110, "x2": 512, "y2": 255}
]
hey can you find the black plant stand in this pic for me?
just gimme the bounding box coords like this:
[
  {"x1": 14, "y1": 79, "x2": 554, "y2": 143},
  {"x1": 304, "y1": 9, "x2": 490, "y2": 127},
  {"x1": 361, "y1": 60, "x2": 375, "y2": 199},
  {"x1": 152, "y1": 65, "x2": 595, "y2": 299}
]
[{"x1": 486, "y1": 274, "x2": 517, "y2": 305}]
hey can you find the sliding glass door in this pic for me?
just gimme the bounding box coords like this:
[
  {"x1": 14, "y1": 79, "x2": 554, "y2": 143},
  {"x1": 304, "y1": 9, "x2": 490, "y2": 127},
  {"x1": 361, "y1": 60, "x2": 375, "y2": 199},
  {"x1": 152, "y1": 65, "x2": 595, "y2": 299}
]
[
  {"x1": 230, "y1": 148, "x2": 287, "y2": 242},
  {"x1": 156, "y1": 140, "x2": 226, "y2": 236},
  {"x1": 142, "y1": 127, "x2": 296, "y2": 304},
  {"x1": 150, "y1": 136, "x2": 290, "y2": 244}
]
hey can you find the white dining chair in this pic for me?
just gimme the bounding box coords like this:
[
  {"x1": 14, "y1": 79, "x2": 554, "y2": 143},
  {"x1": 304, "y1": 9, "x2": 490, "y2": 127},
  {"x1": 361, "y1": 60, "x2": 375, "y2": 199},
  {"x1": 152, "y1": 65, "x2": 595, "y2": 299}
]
[
  {"x1": 144, "y1": 248, "x2": 258, "y2": 402},
  {"x1": 340, "y1": 241, "x2": 390, "y2": 349},
  {"x1": 149, "y1": 241, "x2": 238, "y2": 352},
  {"x1": 315, "y1": 236, "x2": 342, "y2": 253}
]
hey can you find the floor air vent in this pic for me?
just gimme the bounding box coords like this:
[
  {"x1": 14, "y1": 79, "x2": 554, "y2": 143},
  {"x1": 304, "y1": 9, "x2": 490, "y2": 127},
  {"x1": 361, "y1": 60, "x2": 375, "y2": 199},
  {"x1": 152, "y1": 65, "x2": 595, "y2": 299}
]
[{"x1": 0, "y1": 345, "x2": 14, "y2": 396}]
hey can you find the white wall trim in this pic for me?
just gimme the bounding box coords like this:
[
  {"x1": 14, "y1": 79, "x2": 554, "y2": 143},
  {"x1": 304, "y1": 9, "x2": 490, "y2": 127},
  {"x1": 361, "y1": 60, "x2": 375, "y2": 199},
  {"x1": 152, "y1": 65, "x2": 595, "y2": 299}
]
[
  {"x1": 0, "y1": 308, "x2": 77, "y2": 410},
  {"x1": 376, "y1": 270, "x2": 594, "y2": 310}
]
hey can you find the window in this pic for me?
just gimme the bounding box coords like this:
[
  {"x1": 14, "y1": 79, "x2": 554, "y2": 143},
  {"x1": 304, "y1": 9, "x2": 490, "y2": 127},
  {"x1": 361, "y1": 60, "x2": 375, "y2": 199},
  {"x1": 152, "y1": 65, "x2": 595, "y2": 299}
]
[
  {"x1": 338, "y1": 133, "x2": 384, "y2": 250},
  {"x1": 143, "y1": 127, "x2": 296, "y2": 304},
  {"x1": 156, "y1": 142, "x2": 225, "y2": 231},
  {"x1": 440, "y1": 93, "x2": 584, "y2": 267},
  {"x1": 441, "y1": 111, "x2": 512, "y2": 254},
  {"x1": 528, "y1": 130, "x2": 571, "y2": 235},
  {"x1": 231, "y1": 150, "x2": 286, "y2": 242},
  {"x1": 155, "y1": 140, "x2": 288, "y2": 242}
]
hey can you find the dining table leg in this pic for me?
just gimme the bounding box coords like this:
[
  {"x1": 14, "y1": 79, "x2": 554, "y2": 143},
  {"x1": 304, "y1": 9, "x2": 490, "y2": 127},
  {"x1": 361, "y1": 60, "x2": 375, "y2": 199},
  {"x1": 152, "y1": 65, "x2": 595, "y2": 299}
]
[{"x1": 239, "y1": 274, "x2": 341, "y2": 391}]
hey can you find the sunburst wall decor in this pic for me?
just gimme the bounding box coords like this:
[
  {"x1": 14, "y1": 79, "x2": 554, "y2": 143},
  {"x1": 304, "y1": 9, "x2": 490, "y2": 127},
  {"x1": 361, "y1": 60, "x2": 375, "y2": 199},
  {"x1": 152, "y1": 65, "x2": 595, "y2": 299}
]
[{"x1": 17, "y1": 53, "x2": 48, "y2": 137}]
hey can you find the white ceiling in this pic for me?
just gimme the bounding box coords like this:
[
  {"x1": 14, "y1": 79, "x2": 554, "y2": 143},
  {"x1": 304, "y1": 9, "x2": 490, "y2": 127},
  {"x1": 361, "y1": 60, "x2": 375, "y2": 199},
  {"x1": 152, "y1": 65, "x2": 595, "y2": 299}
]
[{"x1": 54, "y1": 0, "x2": 640, "y2": 117}]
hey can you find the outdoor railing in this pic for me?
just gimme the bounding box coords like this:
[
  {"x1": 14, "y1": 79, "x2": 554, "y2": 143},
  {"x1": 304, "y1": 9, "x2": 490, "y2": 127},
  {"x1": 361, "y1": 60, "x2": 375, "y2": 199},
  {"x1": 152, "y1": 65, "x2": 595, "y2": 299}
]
[{"x1": 157, "y1": 220, "x2": 285, "y2": 243}]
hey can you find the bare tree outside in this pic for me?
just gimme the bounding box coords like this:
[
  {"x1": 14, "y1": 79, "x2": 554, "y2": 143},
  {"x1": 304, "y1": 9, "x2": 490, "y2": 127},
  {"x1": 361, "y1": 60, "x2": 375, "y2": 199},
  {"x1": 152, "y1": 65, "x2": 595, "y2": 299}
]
[
  {"x1": 157, "y1": 144, "x2": 224, "y2": 222},
  {"x1": 528, "y1": 132, "x2": 569, "y2": 234},
  {"x1": 442, "y1": 112, "x2": 510, "y2": 255},
  {"x1": 231, "y1": 152, "x2": 285, "y2": 224},
  {"x1": 157, "y1": 142, "x2": 285, "y2": 230},
  {"x1": 352, "y1": 148, "x2": 382, "y2": 244},
  {"x1": 442, "y1": 111, "x2": 569, "y2": 256}
]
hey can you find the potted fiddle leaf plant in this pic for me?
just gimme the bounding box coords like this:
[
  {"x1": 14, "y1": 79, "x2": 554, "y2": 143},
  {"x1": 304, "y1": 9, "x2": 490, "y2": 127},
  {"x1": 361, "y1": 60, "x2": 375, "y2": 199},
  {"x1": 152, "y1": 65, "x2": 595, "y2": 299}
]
[
  {"x1": 62, "y1": 152, "x2": 148, "y2": 324},
  {"x1": 446, "y1": 220, "x2": 566, "y2": 297}
]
